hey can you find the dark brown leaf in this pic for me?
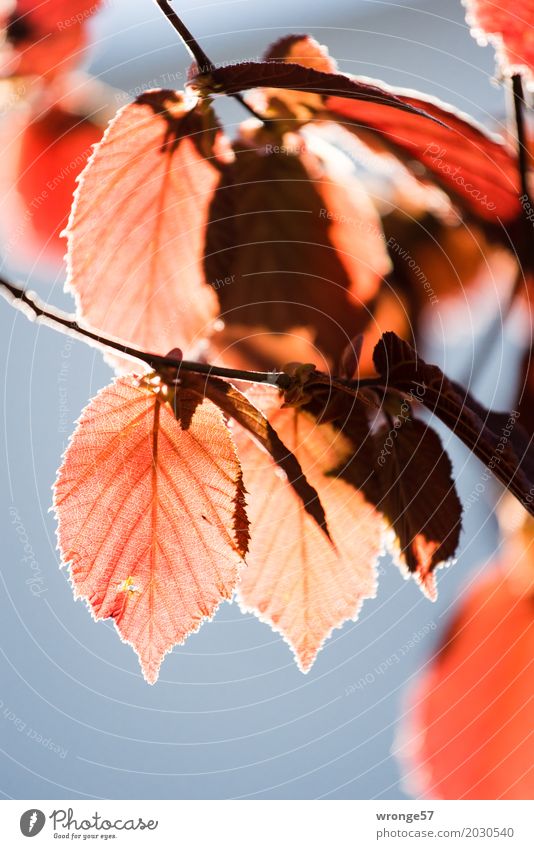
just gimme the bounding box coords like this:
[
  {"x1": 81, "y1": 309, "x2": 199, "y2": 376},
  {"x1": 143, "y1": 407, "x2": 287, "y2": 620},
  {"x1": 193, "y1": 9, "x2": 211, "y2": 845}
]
[
  {"x1": 191, "y1": 61, "x2": 442, "y2": 123},
  {"x1": 339, "y1": 333, "x2": 364, "y2": 379},
  {"x1": 205, "y1": 128, "x2": 389, "y2": 366},
  {"x1": 340, "y1": 417, "x2": 462, "y2": 598},
  {"x1": 374, "y1": 332, "x2": 534, "y2": 514}
]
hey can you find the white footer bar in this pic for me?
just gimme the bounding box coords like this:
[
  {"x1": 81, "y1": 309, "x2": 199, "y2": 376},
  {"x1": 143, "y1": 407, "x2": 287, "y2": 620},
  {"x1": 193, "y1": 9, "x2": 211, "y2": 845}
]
[{"x1": 1, "y1": 799, "x2": 532, "y2": 848}]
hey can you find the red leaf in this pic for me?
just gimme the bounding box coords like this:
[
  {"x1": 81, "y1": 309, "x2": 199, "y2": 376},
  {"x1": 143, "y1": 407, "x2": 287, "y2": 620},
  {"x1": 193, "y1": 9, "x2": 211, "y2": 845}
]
[
  {"x1": 65, "y1": 90, "x2": 227, "y2": 355},
  {"x1": 14, "y1": 1, "x2": 102, "y2": 32},
  {"x1": 13, "y1": 106, "x2": 103, "y2": 258},
  {"x1": 327, "y1": 87, "x2": 520, "y2": 223},
  {"x1": 398, "y1": 567, "x2": 534, "y2": 799},
  {"x1": 251, "y1": 35, "x2": 520, "y2": 225},
  {"x1": 2, "y1": 1, "x2": 99, "y2": 78},
  {"x1": 464, "y1": 0, "x2": 534, "y2": 79},
  {"x1": 234, "y1": 397, "x2": 384, "y2": 671},
  {"x1": 54, "y1": 375, "x2": 247, "y2": 684}
]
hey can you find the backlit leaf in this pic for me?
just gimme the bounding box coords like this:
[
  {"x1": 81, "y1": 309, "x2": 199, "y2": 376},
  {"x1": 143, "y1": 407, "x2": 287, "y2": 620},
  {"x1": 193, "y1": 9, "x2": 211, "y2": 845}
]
[
  {"x1": 253, "y1": 34, "x2": 521, "y2": 225},
  {"x1": 327, "y1": 87, "x2": 520, "y2": 224},
  {"x1": 54, "y1": 375, "x2": 247, "y2": 683},
  {"x1": 188, "y1": 373, "x2": 330, "y2": 536},
  {"x1": 464, "y1": 0, "x2": 534, "y2": 79},
  {"x1": 65, "y1": 90, "x2": 226, "y2": 355},
  {"x1": 235, "y1": 396, "x2": 384, "y2": 671}
]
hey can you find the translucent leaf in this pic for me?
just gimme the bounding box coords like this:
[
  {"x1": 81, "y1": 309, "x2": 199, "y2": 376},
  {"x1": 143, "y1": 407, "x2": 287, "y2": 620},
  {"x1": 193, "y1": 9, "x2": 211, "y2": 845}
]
[
  {"x1": 235, "y1": 398, "x2": 384, "y2": 671},
  {"x1": 54, "y1": 375, "x2": 247, "y2": 683},
  {"x1": 66, "y1": 90, "x2": 226, "y2": 355}
]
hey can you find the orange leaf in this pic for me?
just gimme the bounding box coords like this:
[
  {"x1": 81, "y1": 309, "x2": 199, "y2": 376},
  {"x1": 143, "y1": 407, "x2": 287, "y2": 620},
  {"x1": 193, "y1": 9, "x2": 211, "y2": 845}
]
[
  {"x1": 54, "y1": 375, "x2": 247, "y2": 683},
  {"x1": 65, "y1": 90, "x2": 226, "y2": 355},
  {"x1": 235, "y1": 397, "x2": 385, "y2": 671},
  {"x1": 398, "y1": 568, "x2": 534, "y2": 799},
  {"x1": 263, "y1": 34, "x2": 338, "y2": 74}
]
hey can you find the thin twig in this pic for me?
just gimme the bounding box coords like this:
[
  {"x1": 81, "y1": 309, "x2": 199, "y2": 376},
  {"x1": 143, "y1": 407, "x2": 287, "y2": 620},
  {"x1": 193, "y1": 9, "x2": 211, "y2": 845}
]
[
  {"x1": 510, "y1": 73, "x2": 534, "y2": 275},
  {"x1": 462, "y1": 75, "x2": 532, "y2": 388},
  {"x1": 154, "y1": 0, "x2": 269, "y2": 125},
  {"x1": 511, "y1": 74, "x2": 532, "y2": 204},
  {"x1": 155, "y1": 0, "x2": 213, "y2": 70},
  {"x1": 0, "y1": 278, "x2": 290, "y2": 388},
  {"x1": 0, "y1": 277, "x2": 389, "y2": 395}
]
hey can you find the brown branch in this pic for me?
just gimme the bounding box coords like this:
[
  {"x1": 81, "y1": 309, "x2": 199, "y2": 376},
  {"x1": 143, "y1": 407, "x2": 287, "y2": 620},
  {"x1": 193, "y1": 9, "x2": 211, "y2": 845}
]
[
  {"x1": 154, "y1": 0, "x2": 213, "y2": 70},
  {"x1": 0, "y1": 277, "x2": 388, "y2": 396},
  {"x1": 154, "y1": 0, "x2": 268, "y2": 125},
  {"x1": 510, "y1": 73, "x2": 534, "y2": 276},
  {"x1": 511, "y1": 73, "x2": 532, "y2": 205},
  {"x1": 0, "y1": 277, "x2": 291, "y2": 388}
]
